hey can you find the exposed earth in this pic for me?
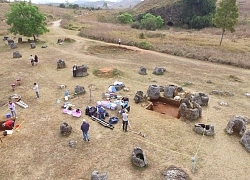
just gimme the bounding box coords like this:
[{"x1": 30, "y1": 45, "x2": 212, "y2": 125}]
[{"x1": 0, "y1": 20, "x2": 250, "y2": 180}]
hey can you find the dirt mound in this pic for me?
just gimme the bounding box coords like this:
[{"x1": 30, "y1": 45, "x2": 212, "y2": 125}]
[{"x1": 96, "y1": 67, "x2": 119, "y2": 77}]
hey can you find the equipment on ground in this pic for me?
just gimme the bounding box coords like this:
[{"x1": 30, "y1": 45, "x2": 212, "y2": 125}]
[
  {"x1": 91, "y1": 116, "x2": 114, "y2": 129},
  {"x1": 128, "y1": 130, "x2": 146, "y2": 137},
  {"x1": 16, "y1": 100, "x2": 28, "y2": 108}
]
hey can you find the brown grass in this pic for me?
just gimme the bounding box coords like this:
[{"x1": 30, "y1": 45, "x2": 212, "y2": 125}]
[
  {"x1": 0, "y1": 3, "x2": 250, "y2": 180},
  {"x1": 0, "y1": 17, "x2": 250, "y2": 180}
]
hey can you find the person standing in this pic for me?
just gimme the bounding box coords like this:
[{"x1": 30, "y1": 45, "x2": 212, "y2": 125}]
[
  {"x1": 72, "y1": 64, "x2": 77, "y2": 77},
  {"x1": 122, "y1": 109, "x2": 129, "y2": 132},
  {"x1": 2, "y1": 120, "x2": 15, "y2": 130},
  {"x1": 29, "y1": 55, "x2": 34, "y2": 66},
  {"x1": 118, "y1": 38, "x2": 121, "y2": 45},
  {"x1": 81, "y1": 119, "x2": 90, "y2": 141},
  {"x1": 33, "y1": 83, "x2": 40, "y2": 98},
  {"x1": 34, "y1": 55, "x2": 38, "y2": 66},
  {"x1": 8, "y1": 101, "x2": 17, "y2": 118}
]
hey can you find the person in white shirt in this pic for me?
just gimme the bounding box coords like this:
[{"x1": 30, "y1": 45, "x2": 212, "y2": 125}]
[
  {"x1": 8, "y1": 101, "x2": 17, "y2": 118},
  {"x1": 122, "y1": 109, "x2": 129, "y2": 132},
  {"x1": 29, "y1": 55, "x2": 34, "y2": 66},
  {"x1": 33, "y1": 83, "x2": 39, "y2": 98}
]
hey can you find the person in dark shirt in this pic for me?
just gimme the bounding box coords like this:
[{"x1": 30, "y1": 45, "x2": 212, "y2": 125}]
[{"x1": 80, "y1": 119, "x2": 90, "y2": 141}]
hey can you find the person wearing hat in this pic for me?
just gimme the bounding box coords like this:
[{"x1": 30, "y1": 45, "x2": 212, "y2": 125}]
[
  {"x1": 8, "y1": 101, "x2": 17, "y2": 118},
  {"x1": 122, "y1": 109, "x2": 129, "y2": 132},
  {"x1": 72, "y1": 64, "x2": 77, "y2": 77},
  {"x1": 2, "y1": 120, "x2": 15, "y2": 130},
  {"x1": 80, "y1": 119, "x2": 90, "y2": 141}
]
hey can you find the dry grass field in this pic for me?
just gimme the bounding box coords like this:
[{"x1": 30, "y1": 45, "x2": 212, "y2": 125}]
[
  {"x1": 0, "y1": 18, "x2": 250, "y2": 180},
  {"x1": 0, "y1": 2, "x2": 250, "y2": 180}
]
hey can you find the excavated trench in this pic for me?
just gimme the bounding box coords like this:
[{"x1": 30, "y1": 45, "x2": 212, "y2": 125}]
[{"x1": 149, "y1": 97, "x2": 180, "y2": 118}]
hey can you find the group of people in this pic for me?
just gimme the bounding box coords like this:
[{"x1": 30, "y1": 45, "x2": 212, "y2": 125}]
[
  {"x1": 29, "y1": 55, "x2": 39, "y2": 66},
  {"x1": 2, "y1": 101, "x2": 17, "y2": 130}
]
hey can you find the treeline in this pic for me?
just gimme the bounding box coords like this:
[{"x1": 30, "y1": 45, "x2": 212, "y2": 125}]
[{"x1": 58, "y1": 3, "x2": 101, "y2": 11}]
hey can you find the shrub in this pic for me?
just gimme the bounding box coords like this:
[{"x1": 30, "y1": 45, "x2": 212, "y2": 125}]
[
  {"x1": 117, "y1": 13, "x2": 133, "y2": 24},
  {"x1": 139, "y1": 32, "x2": 145, "y2": 39},
  {"x1": 131, "y1": 22, "x2": 140, "y2": 29},
  {"x1": 138, "y1": 41, "x2": 153, "y2": 50},
  {"x1": 141, "y1": 13, "x2": 164, "y2": 30}
]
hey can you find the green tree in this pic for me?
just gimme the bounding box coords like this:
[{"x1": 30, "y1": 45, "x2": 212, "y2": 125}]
[
  {"x1": 72, "y1": 4, "x2": 79, "y2": 9},
  {"x1": 68, "y1": 4, "x2": 73, "y2": 8},
  {"x1": 103, "y1": 2, "x2": 108, "y2": 9},
  {"x1": 181, "y1": 0, "x2": 216, "y2": 29},
  {"x1": 213, "y1": 0, "x2": 239, "y2": 45},
  {"x1": 5, "y1": 1, "x2": 49, "y2": 41},
  {"x1": 140, "y1": 13, "x2": 163, "y2": 30},
  {"x1": 117, "y1": 13, "x2": 133, "y2": 24},
  {"x1": 59, "y1": 3, "x2": 65, "y2": 8}
]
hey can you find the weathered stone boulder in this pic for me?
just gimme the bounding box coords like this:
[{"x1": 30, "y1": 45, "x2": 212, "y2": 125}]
[
  {"x1": 134, "y1": 91, "x2": 144, "y2": 104},
  {"x1": 139, "y1": 66, "x2": 147, "y2": 75},
  {"x1": 226, "y1": 115, "x2": 248, "y2": 136},
  {"x1": 57, "y1": 38, "x2": 63, "y2": 43},
  {"x1": 192, "y1": 101, "x2": 202, "y2": 118},
  {"x1": 192, "y1": 92, "x2": 209, "y2": 106},
  {"x1": 10, "y1": 43, "x2": 18, "y2": 49},
  {"x1": 163, "y1": 166, "x2": 189, "y2": 180},
  {"x1": 132, "y1": 147, "x2": 148, "y2": 167},
  {"x1": 152, "y1": 67, "x2": 166, "y2": 75},
  {"x1": 18, "y1": 37, "x2": 22, "y2": 43},
  {"x1": 240, "y1": 130, "x2": 250, "y2": 152},
  {"x1": 75, "y1": 64, "x2": 88, "y2": 77},
  {"x1": 30, "y1": 43, "x2": 36, "y2": 49},
  {"x1": 8, "y1": 39, "x2": 14, "y2": 45},
  {"x1": 75, "y1": 85, "x2": 85, "y2": 95},
  {"x1": 178, "y1": 103, "x2": 200, "y2": 120},
  {"x1": 193, "y1": 123, "x2": 214, "y2": 136},
  {"x1": 68, "y1": 140, "x2": 77, "y2": 147},
  {"x1": 164, "y1": 85, "x2": 176, "y2": 98},
  {"x1": 3, "y1": 36, "x2": 9, "y2": 41},
  {"x1": 180, "y1": 98, "x2": 192, "y2": 108},
  {"x1": 60, "y1": 122, "x2": 72, "y2": 135},
  {"x1": 91, "y1": 170, "x2": 108, "y2": 180},
  {"x1": 57, "y1": 59, "x2": 66, "y2": 69},
  {"x1": 13, "y1": 51, "x2": 22, "y2": 58},
  {"x1": 147, "y1": 84, "x2": 160, "y2": 99}
]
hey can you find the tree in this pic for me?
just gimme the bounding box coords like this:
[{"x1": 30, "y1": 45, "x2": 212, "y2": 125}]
[
  {"x1": 5, "y1": 1, "x2": 49, "y2": 41},
  {"x1": 72, "y1": 4, "x2": 79, "y2": 9},
  {"x1": 103, "y1": 2, "x2": 108, "y2": 9},
  {"x1": 140, "y1": 13, "x2": 163, "y2": 30},
  {"x1": 213, "y1": 0, "x2": 239, "y2": 45},
  {"x1": 59, "y1": 3, "x2": 65, "y2": 8},
  {"x1": 181, "y1": 0, "x2": 216, "y2": 29},
  {"x1": 117, "y1": 13, "x2": 133, "y2": 24}
]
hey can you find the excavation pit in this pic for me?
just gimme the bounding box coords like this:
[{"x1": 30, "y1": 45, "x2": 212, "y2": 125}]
[{"x1": 149, "y1": 97, "x2": 180, "y2": 118}]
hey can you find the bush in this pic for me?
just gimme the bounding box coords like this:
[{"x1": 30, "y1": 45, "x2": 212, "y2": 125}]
[
  {"x1": 131, "y1": 22, "x2": 140, "y2": 29},
  {"x1": 117, "y1": 13, "x2": 133, "y2": 24},
  {"x1": 138, "y1": 41, "x2": 153, "y2": 50},
  {"x1": 139, "y1": 32, "x2": 146, "y2": 39},
  {"x1": 140, "y1": 13, "x2": 164, "y2": 30},
  {"x1": 62, "y1": 13, "x2": 74, "y2": 20},
  {"x1": 143, "y1": 18, "x2": 157, "y2": 31}
]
